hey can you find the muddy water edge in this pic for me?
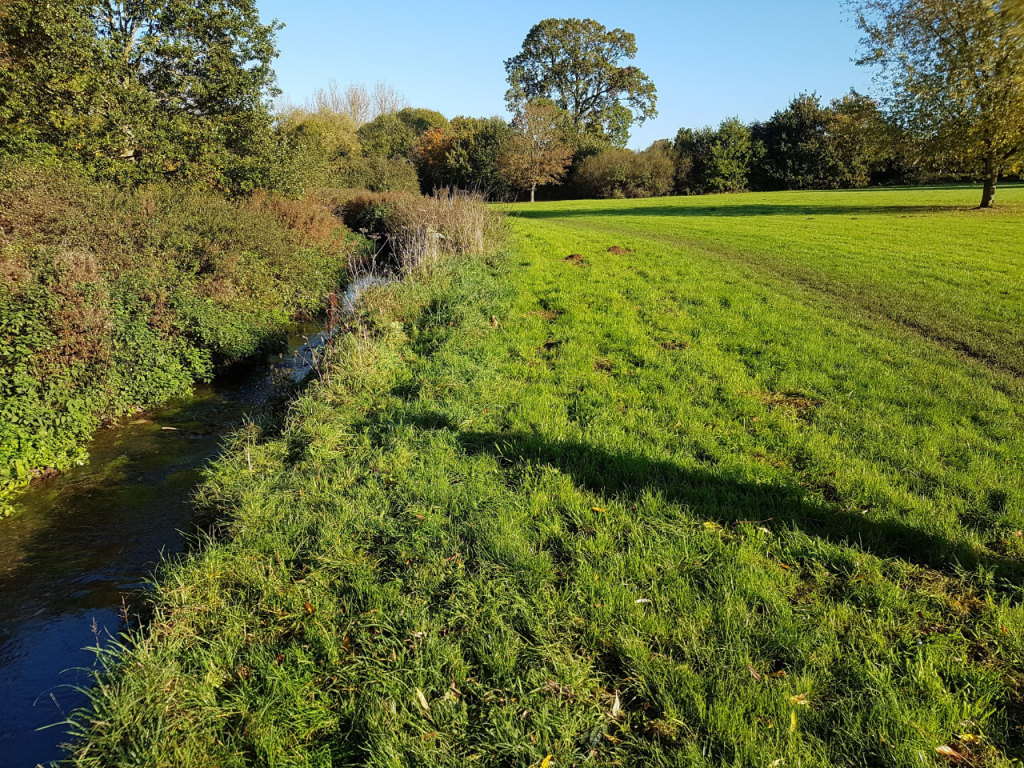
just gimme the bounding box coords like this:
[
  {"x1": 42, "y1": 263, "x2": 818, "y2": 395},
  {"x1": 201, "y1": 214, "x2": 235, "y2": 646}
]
[{"x1": 0, "y1": 321, "x2": 329, "y2": 767}]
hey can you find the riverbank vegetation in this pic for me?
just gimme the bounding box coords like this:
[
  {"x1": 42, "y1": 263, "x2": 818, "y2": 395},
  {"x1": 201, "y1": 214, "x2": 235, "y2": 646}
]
[
  {"x1": 69, "y1": 186, "x2": 1024, "y2": 766},
  {"x1": 0, "y1": 165, "x2": 353, "y2": 513}
]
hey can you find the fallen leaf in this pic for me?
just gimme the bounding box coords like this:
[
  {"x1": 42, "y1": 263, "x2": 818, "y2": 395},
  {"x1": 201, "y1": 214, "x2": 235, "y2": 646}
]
[
  {"x1": 703, "y1": 521, "x2": 723, "y2": 530},
  {"x1": 416, "y1": 688, "x2": 431, "y2": 715},
  {"x1": 414, "y1": 514, "x2": 425, "y2": 521},
  {"x1": 275, "y1": 654, "x2": 285, "y2": 664},
  {"x1": 790, "y1": 710, "x2": 797, "y2": 733},
  {"x1": 790, "y1": 693, "x2": 809, "y2": 706},
  {"x1": 770, "y1": 760, "x2": 785, "y2": 768},
  {"x1": 592, "y1": 507, "x2": 607, "y2": 513},
  {"x1": 935, "y1": 745, "x2": 966, "y2": 762},
  {"x1": 747, "y1": 664, "x2": 762, "y2": 682},
  {"x1": 779, "y1": 563, "x2": 792, "y2": 570},
  {"x1": 611, "y1": 692, "x2": 622, "y2": 718},
  {"x1": 635, "y1": 598, "x2": 652, "y2": 604},
  {"x1": 540, "y1": 756, "x2": 553, "y2": 768},
  {"x1": 304, "y1": 602, "x2": 314, "y2": 614}
]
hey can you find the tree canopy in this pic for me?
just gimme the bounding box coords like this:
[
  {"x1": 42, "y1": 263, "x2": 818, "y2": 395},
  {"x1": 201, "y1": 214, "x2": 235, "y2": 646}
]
[
  {"x1": 849, "y1": 0, "x2": 1024, "y2": 207},
  {"x1": 0, "y1": 0, "x2": 282, "y2": 188},
  {"x1": 504, "y1": 18, "x2": 657, "y2": 148}
]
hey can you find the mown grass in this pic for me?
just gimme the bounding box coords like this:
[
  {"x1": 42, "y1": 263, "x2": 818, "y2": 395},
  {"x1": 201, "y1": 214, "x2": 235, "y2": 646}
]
[
  {"x1": 515, "y1": 184, "x2": 1024, "y2": 375},
  {"x1": 70, "y1": 188, "x2": 1023, "y2": 767}
]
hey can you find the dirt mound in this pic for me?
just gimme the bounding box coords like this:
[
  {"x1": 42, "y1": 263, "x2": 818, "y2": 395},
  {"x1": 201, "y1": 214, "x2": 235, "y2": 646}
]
[
  {"x1": 563, "y1": 254, "x2": 587, "y2": 267},
  {"x1": 607, "y1": 246, "x2": 633, "y2": 255}
]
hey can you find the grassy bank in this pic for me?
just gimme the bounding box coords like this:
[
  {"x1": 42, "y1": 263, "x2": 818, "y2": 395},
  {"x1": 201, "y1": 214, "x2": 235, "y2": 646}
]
[
  {"x1": 70, "y1": 188, "x2": 1022, "y2": 767},
  {"x1": 0, "y1": 165, "x2": 355, "y2": 514}
]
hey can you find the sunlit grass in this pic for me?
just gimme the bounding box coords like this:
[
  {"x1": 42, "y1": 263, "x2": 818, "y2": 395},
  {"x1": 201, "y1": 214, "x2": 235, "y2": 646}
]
[{"x1": 70, "y1": 187, "x2": 1024, "y2": 767}]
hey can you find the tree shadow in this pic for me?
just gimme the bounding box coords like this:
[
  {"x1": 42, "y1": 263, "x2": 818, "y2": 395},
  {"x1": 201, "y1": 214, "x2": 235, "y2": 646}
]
[
  {"x1": 454, "y1": 430, "x2": 1022, "y2": 582},
  {"x1": 511, "y1": 201, "x2": 973, "y2": 221}
]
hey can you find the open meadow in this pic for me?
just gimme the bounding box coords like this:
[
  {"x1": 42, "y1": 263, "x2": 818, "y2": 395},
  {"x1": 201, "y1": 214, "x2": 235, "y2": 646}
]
[{"x1": 70, "y1": 186, "x2": 1024, "y2": 767}]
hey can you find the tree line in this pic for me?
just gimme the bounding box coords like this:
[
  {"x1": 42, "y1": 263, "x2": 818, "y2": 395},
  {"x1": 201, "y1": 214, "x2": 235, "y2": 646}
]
[{"x1": 1, "y1": 2, "x2": 1021, "y2": 207}]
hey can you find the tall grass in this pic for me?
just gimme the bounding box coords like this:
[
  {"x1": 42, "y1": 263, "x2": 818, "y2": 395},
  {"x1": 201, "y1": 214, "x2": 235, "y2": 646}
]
[{"x1": 342, "y1": 188, "x2": 500, "y2": 276}]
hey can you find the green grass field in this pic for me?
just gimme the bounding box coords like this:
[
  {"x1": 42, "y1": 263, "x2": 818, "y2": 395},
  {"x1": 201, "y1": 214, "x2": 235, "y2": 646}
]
[{"x1": 72, "y1": 187, "x2": 1024, "y2": 767}]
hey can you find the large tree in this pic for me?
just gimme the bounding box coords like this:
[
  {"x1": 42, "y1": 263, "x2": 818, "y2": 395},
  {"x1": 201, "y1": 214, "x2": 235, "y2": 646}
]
[
  {"x1": 1, "y1": 0, "x2": 281, "y2": 187},
  {"x1": 497, "y1": 102, "x2": 573, "y2": 202},
  {"x1": 849, "y1": 0, "x2": 1024, "y2": 207},
  {"x1": 504, "y1": 18, "x2": 657, "y2": 148}
]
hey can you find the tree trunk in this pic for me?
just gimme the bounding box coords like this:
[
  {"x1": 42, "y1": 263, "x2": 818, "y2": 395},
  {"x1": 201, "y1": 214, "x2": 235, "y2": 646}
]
[
  {"x1": 980, "y1": 152, "x2": 998, "y2": 209},
  {"x1": 530, "y1": 184, "x2": 536, "y2": 203}
]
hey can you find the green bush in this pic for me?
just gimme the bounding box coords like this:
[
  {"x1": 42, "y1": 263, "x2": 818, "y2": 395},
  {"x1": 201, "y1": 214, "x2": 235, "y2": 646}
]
[
  {"x1": 575, "y1": 146, "x2": 675, "y2": 198},
  {"x1": 675, "y1": 118, "x2": 757, "y2": 194},
  {"x1": 0, "y1": 164, "x2": 353, "y2": 515}
]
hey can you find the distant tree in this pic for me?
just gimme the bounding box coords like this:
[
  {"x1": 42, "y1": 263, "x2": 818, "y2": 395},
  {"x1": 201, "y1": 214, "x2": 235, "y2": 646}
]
[
  {"x1": 575, "y1": 145, "x2": 675, "y2": 199},
  {"x1": 824, "y1": 92, "x2": 897, "y2": 187},
  {"x1": 357, "y1": 113, "x2": 418, "y2": 160},
  {"x1": 415, "y1": 117, "x2": 515, "y2": 195},
  {"x1": 752, "y1": 94, "x2": 848, "y2": 191},
  {"x1": 675, "y1": 118, "x2": 756, "y2": 194},
  {"x1": 849, "y1": 0, "x2": 1024, "y2": 207},
  {"x1": 396, "y1": 108, "x2": 449, "y2": 136},
  {"x1": 504, "y1": 18, "x2": 657, "y2": 147},
  {"x1": 497, "y1": 102, "x2": 573, "y2": 202}
]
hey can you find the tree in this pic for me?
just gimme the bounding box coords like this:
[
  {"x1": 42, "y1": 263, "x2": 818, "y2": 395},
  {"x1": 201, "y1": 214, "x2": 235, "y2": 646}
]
[
  {"x1": 0, "y1": 0, "x2": 102, "y2": 157},
  {"x1": 575, "y1": 145, "x2": 675, "y2": 199},
  {"x1": 414, "y1": 117, "x2": 515, "y2": 195},
  {"x1": 675, "y1": 118, "x2": 756, "y2": 194},
  {"x1": 0, "y1": 0, "x2": 281, "y2": 187},
  {"x1": 357, "y1": 113, "x2": 417, "y2": 160},
  {"x1": 504, "y1": 18, "x2": 657, "y2": 147},
  {"x1": 497, "y1": 102, "x2": 573, "y2": 202},
  {"x1": 849, "y1": 0, "x2": 1024, "y2": 207},
  {"x1": 752, "y1": 94, "x2": 850, "y2": 191}
]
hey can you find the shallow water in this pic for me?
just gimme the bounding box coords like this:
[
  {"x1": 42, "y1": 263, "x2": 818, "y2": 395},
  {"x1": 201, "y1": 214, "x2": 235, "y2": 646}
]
[{"x1": 0, "y1": 322, "x2": 327, "y2": 767}]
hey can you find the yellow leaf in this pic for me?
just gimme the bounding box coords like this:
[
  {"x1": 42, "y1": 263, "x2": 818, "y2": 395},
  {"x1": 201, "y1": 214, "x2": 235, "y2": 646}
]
[
  {"x1": 790, "y1": 693, "x2": 809, "y2": 706},
  {"x1": 789, "y1": 710, "x2": 797, "y2": 733},
  {"x1": 703, "y1": 521, "x2": 723, "y2": 530},
  {"x1": 540, "y1": 756, "x2": 553, "y2": 768},
  {"x1": 592, "y1": 507, "x2": 606, "y2": 513},
  {"x1": 416, "y1": 688, "x2": 430, "y2": 715}
]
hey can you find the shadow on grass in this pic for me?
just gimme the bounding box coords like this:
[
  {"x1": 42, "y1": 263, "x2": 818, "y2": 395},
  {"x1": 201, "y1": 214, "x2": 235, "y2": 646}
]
[
  {"x1": 453, "y1": 429, "x2": 1022, "y2": 583},
  {"x1": 511, "y1": 202, "x2": 977, "y2": 221}
]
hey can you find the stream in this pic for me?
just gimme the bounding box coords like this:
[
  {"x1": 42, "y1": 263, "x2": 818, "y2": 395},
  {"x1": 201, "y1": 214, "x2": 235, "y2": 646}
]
[{"x1": 0, "y1": 321, "x2": 329, "y2": 767}]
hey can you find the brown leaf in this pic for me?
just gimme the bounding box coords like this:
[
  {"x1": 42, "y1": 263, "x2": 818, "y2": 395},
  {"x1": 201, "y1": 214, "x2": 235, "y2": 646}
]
[
  {"x1": 304, "y1": 602, "x2": 314, "y2": 614},
  {"x1": 748, "y1": 664, "x2": 763, "y2": 682}
]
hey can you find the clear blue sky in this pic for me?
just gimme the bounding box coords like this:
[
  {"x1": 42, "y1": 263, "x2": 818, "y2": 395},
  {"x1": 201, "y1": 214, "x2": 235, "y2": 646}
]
[{"x1": 255, "y1": 0, "x2": 873, "y2": 149}]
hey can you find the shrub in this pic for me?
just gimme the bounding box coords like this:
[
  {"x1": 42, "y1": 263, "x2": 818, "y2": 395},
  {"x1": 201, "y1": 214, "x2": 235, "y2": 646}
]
[
  {"x1": 0, "y1": 164, "x2": 353, "y2": 514},
  {"x1": 575, "y1": 146, "x2": 675, "y2": 198}
]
